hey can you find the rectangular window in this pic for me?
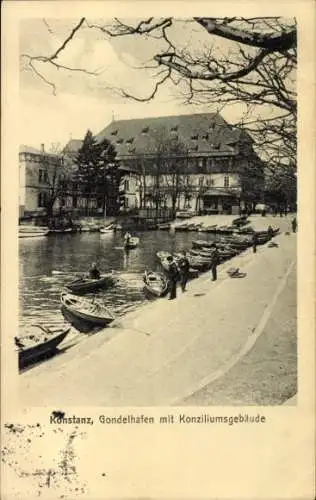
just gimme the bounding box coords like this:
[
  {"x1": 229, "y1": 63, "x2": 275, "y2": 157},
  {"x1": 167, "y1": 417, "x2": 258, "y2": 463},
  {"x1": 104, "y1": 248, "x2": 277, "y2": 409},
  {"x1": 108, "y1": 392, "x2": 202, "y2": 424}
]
[
  {"x1": 124, "y1": 197, "x2": 129, "y2": 208},
  {"x1": 73, "y1": 195, "x2": 77, "y2": 208},
  {"x1": 37, "y1": 192, "x2": 47, "y2": 207},
  {"x1": 44, "y1": 171, "x2": 49, "y2": 183},
  {"x1": 38, "y1": 169, "x2": 43, "y2": 183},
  {"x1": 224, "y1": 176, "x2": 229, "y2": 187},
  {"x1": 124, "y1": 179, "x2": 129, "y2": 191},
  {"x1": 199, "y1": 176, "x2": 204, "y2": 186}
]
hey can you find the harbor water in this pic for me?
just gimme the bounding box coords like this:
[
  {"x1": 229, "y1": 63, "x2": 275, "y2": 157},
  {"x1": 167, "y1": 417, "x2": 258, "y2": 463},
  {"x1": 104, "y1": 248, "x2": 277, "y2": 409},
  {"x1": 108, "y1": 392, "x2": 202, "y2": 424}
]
[{"x1": 19, "y1": 230, "x2": 217, "y2": 334}]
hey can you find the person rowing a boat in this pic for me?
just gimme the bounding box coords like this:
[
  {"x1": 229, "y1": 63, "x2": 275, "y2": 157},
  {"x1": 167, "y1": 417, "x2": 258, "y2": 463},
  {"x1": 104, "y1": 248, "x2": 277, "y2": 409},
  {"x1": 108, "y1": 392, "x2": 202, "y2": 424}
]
[
  {"x1": 89, "y1": 262, "x2": 101, "y2": 280},
  {"x1": 124, "y1": 232, "x2": 131, "y2": 247}
]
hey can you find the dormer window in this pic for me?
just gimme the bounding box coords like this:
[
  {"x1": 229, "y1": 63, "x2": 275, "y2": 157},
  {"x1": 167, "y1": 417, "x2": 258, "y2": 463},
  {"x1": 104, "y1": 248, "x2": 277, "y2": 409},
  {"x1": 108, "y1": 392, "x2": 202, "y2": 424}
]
[
  {"x1": 202, "y1": 133, "x2": 209, "y2": 140},
  {"x1": 126, "y1": 137, "x2": 134, "y2": 144},
  {"x1": 128, "y1": 146, "x2": 136, "y2": 153},
  {"x1": 111, "y1": 130, "x2": 118, "y2": 136},
  {"x1": 191, "y1": 134, "x2": 198, "y2": 140},
  {"x1": 142, "y1": 127, "x2": 149, "y2": 134},
  {"x1": 170, "y1": 125, "x2": 178, "y2": 132},
  {"x1": 116, "y1": 138, "x2": 123, "y2": 144}
]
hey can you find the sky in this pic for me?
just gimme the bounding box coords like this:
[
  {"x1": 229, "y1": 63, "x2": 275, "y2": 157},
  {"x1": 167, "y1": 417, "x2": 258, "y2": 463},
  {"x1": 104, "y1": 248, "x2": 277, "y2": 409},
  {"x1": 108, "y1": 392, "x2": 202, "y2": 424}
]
[{"x1": 19, "y1": 17, "x2": 251, "y2": 150}]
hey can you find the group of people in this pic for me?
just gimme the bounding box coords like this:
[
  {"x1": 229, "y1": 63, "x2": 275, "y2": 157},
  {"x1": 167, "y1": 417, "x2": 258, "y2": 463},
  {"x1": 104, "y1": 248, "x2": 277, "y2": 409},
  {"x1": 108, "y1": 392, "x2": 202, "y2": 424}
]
[
  {"x1": 165, "y1": 245, "x2": 220, "y2": 300},
  {"x1": 88, "y1": 217, "x2": 298, "y2": 301}
]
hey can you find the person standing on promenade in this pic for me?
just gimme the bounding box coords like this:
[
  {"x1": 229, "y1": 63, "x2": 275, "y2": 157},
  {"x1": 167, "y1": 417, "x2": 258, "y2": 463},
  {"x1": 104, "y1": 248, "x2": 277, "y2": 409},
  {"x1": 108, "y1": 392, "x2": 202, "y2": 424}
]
[
  {"x1": 291, "y1": 217, "x2": 297, "y2": 233},
  {"x1": 252, "y1": 232, "x2": 258, "y2": 253},
  {"x1": 166, "y1": 255, "x2": 180, "y2": 300},
  {"x1": 179, "y1": 251, "x2": 190, "y2": 292},
  {"x1": 210, "y1": 244, "x2": 220, "y2": 282},
  {"x1": 267, "y1": 225, "x2": 274, "y2": 240}
]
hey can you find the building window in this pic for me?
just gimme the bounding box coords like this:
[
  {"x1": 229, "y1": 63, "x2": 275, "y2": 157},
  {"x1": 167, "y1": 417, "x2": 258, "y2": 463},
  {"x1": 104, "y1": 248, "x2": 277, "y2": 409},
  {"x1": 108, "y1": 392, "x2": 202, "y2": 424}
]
[
  {"x1": 199, "y1": 176, "x2": 204, "y2": 186},
  {"x1": 37, "y1": 192, "x2": 47, "y2": 208},
  {"x1": 44, "y1": 171, "x2": 49, "y2": 183},
  {"x1": 73, "y1": 195, "x2": 77, "y2": 208},
  {"x1": 224, "y1": 176, "x2": 229, "y2": 187},
  {"x1": 38, "y1": 169, "x2": 43, "y2": 183},
  {"x1": 124, "y1": 179, "x2": 129, "y2": 191},
  {"x1": 184, "y1": 194, "x2": 192, "y2": 209},
  {"x1": 124, "y1": 197, "x2": 129, "y2": 209}
]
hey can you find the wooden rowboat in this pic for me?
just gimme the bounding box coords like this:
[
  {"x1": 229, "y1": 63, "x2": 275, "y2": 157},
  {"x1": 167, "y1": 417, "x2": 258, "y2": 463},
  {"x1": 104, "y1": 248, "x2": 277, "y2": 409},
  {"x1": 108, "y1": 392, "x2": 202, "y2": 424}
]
[
  {"x1": 19, "y1": 226, "x2": 49, "y2": 238},
  {"x1": 61, "y1": 292, "x2": 115, "y2": 326},
  {"x1": 143, "y1": 271, "x2": 169, "y2": 297},
  {"x1": 16, "y1": 325, "x2": 70, "y2": 369},
  {"x1": 100, "y1": 225, "x2": 114, "y2": 233},
  {"x1": 65, "y1": 273, "x2": 116, "y2": 295}
]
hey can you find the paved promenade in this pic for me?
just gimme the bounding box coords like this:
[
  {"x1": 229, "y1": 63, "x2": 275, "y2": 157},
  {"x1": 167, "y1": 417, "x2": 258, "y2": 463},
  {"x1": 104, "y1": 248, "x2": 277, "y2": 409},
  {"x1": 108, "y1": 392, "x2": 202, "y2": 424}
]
[{"x1": 20, "y1": 217, "x2": 297, "y2": 407}]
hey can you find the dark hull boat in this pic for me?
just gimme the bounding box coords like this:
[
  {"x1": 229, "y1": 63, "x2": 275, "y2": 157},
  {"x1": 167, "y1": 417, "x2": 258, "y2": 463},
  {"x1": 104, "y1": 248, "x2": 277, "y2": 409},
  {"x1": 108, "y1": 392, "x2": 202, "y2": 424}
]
[
  {"x1": 65, "y1": 273, "x2": 115, "y2": 295},
  {"x1": 16, "y1": 325, "x2": 70, "y2": 369},
  {"x1": 61, "y1": 292, "x2": 115, "y2": 327},
  {"x1": 143, "y1": 271, "x2": 169, "y2": 297}
]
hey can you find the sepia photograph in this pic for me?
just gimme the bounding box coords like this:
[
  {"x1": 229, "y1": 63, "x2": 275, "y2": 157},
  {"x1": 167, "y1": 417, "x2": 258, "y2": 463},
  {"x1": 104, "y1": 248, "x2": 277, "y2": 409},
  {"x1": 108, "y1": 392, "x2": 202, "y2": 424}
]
[
  {"x1": 16, "y1": 15, "x2": 298, "y2": 407},
  {"x1": 2, "y1": 2, "x2": 315, "y2": 500}
]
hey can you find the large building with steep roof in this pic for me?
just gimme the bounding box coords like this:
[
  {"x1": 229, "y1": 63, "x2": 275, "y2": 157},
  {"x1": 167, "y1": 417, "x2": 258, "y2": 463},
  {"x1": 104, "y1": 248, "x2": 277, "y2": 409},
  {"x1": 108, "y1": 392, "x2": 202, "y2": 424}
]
[{"x1": 95, "y1": 112, "x2": 264, "y2": 215}]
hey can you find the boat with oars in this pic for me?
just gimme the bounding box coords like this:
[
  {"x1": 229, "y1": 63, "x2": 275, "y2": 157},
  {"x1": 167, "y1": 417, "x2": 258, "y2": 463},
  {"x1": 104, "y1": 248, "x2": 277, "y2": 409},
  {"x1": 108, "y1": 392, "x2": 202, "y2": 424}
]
[
  {"x1": 143, "y1": 271, "x2": 169, "y2": 297},
  {"x1": 65, "y1": 272, "x2": 116, "y2": 295},
  {"x1": 15, "y1": 324, "x2": 70, "y2": 369},
  {"x1": 61, "y1": 291, "x2": 115, "y2": 327}
]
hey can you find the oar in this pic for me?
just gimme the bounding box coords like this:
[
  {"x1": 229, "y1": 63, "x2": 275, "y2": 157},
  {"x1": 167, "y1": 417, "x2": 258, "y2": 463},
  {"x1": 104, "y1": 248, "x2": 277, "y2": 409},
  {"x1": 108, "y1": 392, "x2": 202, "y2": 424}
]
[{"x1": 51, "y1": 270, "x2": 86, "y2": 276}]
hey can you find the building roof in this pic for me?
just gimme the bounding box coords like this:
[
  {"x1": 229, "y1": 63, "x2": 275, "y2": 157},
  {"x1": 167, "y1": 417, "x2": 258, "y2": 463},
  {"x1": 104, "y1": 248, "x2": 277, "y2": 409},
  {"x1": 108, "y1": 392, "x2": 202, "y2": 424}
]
[
  {"x1": 95, "y1": 113, "x2": 252, "y2": 158},
  {"x1": 63, "y1": 139, "x2": 83, "y2": 154},
  {"x1": 19, "y1": 145, "x2": 59, "y2": 157}
]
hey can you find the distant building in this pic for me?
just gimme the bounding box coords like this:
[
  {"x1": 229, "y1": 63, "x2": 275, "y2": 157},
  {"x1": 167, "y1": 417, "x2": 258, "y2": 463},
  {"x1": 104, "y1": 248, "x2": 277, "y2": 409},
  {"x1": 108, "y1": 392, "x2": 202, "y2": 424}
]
[
  {"x1": 19, "y1": 142, "x2": 98, "y2": 219},
  {"x1": 19, "y1": 144, "x2": 62, "y2": 217},
  {"x1": 95, "y1": 112, "x2": 265, "y2": 215}
]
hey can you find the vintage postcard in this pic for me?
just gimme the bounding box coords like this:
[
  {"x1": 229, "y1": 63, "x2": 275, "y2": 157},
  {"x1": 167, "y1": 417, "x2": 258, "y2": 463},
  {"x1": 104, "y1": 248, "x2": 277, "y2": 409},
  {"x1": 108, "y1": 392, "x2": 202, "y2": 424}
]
[{"x1": 1, "y1": 1, "x2": 315, "y2": 499}]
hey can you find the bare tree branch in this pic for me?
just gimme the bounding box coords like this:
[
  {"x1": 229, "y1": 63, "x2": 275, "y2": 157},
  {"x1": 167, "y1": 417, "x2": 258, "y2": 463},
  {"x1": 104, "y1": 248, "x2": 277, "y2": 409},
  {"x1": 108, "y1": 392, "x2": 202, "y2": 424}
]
[
  {"x1": 50, "y1": 17, "x2": 86, "y2": 60},
  {"x1": 194, "y1": 17, "x2": 296, "y2": 51}
]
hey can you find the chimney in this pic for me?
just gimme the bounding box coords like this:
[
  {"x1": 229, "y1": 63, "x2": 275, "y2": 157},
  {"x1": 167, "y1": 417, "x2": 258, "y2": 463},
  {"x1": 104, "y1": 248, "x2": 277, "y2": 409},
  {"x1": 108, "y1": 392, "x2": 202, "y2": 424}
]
[{"x1": 40, "y1": 143, "x2": 45, "y2": 153}]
